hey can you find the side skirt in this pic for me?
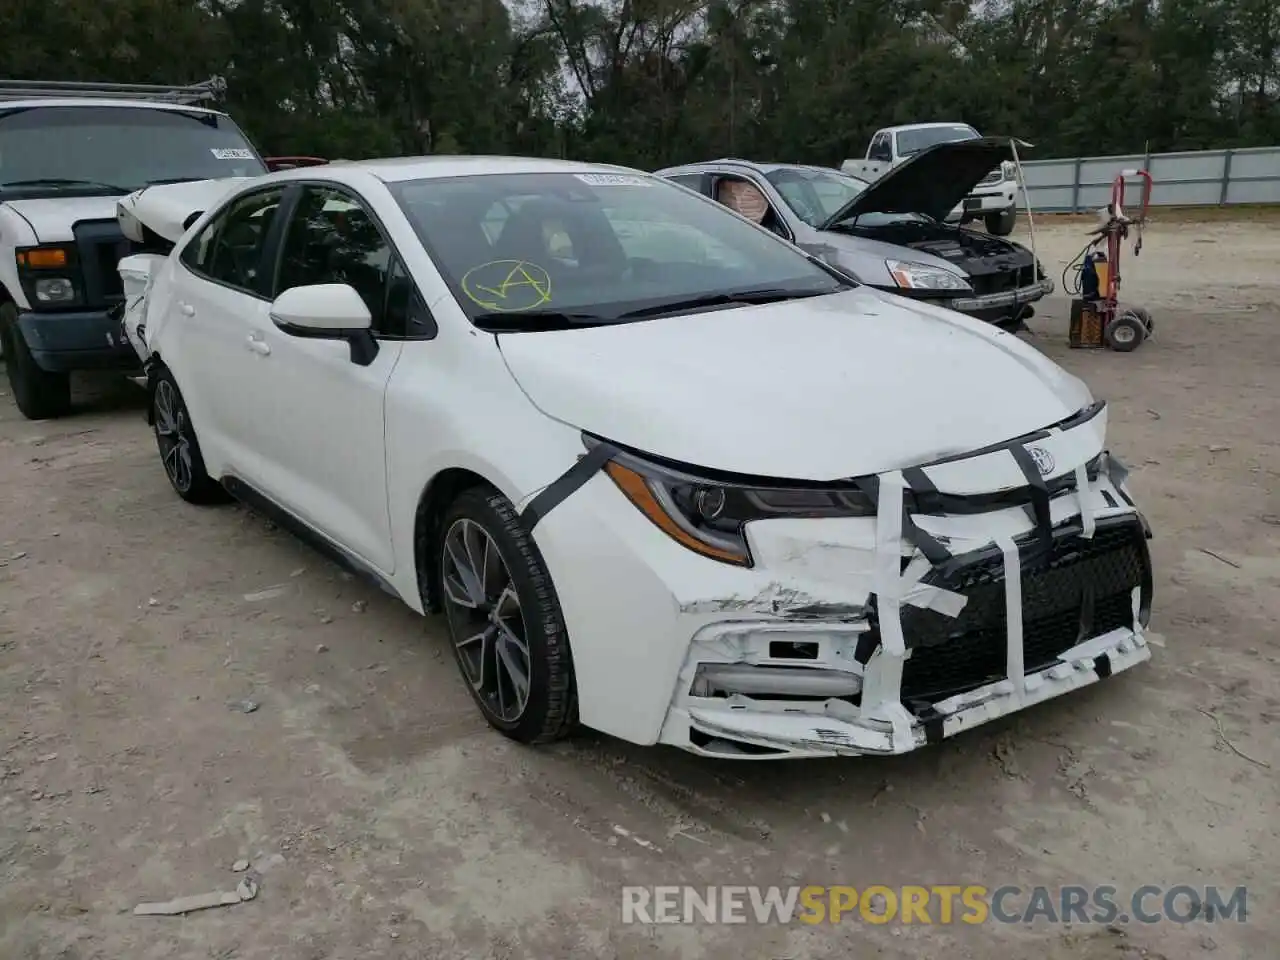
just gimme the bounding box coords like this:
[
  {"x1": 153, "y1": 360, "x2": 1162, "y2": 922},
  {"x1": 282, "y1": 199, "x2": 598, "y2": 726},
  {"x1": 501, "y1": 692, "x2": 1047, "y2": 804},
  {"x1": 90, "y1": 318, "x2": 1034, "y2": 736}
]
[{"x1": 220, "y1": 475, "x2": 401, "y2": 601}]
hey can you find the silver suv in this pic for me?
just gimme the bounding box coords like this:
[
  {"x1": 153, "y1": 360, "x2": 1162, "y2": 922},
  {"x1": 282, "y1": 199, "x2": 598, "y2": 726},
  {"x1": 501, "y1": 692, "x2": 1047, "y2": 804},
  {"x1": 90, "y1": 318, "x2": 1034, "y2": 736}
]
[{"x1": 656, "y1": 141, "x2": 1051, "y2": 331}]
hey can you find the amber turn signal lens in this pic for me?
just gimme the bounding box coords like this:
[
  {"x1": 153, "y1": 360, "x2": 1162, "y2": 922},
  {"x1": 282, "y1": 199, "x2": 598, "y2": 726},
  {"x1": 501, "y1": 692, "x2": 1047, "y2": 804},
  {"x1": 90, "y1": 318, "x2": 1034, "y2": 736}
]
[{"x1": 18, "y1": 247, "x2": 69, "y2": 269}]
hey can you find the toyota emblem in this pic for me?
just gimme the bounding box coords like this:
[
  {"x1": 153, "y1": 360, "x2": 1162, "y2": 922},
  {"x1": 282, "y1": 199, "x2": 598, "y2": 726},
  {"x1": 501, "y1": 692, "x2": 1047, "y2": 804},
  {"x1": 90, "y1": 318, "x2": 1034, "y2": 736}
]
[{"x1": 1027, "y1": 446, "x2": 1055, "y2": 476}]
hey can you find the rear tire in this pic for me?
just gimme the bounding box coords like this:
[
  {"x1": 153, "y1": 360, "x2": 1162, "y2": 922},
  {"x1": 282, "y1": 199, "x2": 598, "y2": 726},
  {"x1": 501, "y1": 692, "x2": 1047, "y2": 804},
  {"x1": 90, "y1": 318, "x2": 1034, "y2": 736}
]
[
  {"x1": 151, "y1": 364, "x2": 229, "y2": 504},
  {"x1": 985, "y1": 207, "x2": 1017, "y2": 236},
  {"x1": 1, "y1": 302, "x2": 72, "y2": 420},
  {"x1": 434, "y1": 486, "x2": 577, "y2": 745}
]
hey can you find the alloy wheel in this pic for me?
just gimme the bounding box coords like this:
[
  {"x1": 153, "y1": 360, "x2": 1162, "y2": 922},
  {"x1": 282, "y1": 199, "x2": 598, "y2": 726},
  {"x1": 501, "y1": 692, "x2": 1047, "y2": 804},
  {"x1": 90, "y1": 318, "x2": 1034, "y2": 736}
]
[
  {"x1": 440, "y1": 518, "x2": 532, "y2": 723},
  {"x1": 154, "y1": 379, "x2": 194, "y2": 493}
]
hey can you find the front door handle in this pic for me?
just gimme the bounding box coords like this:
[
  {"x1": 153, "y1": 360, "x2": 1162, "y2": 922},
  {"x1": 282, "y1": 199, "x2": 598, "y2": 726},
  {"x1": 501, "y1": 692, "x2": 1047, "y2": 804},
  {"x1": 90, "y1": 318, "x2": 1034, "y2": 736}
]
[
  {"x1": 245, "y1": 334, "x2": 271, "y2": 356},
  {"x1": 179, "y1": 302, "x2": 196, "y2": 317}
]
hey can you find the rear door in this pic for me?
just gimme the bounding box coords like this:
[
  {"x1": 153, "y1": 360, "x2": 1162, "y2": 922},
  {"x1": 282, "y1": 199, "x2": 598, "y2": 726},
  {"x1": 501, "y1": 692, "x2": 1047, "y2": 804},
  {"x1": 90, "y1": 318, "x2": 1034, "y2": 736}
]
[{"x1": 166, "y1": 184, "x2": 289, "y2": 476}]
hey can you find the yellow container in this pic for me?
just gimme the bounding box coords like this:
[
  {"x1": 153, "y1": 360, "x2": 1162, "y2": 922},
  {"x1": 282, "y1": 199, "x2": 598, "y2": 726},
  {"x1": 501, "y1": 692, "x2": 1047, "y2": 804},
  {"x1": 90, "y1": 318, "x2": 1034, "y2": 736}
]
[{"x1": 1093, "y1": 259, "x2": 1110, "y2": 294}]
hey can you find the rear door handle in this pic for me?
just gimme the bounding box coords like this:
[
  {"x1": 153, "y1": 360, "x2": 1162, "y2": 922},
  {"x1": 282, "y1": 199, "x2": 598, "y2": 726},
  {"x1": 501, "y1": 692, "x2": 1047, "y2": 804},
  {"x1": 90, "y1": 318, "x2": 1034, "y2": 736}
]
[
  {"x1": 179, "y1": 302, "x2": 196, "y2": 317},
  {"x1": 245, "y1": 334, "x2": 271, "y2": 356}
]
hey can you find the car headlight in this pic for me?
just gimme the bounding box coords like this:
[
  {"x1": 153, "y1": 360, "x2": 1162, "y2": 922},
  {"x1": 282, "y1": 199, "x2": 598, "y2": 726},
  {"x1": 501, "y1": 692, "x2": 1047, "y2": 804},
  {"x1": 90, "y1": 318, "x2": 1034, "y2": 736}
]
[
  {"x1": 590, "y1": 437, "x2": 876, "y2": 567},
  {"x1": 1001, "y1": 160, "x2": 1017, "y2": 180},
  {"x1": 34, "y1": 277, "x2": 76, "y2": 304},
  {"x1": 885, "y1": 260, "x2": 972, "y2": 292}
]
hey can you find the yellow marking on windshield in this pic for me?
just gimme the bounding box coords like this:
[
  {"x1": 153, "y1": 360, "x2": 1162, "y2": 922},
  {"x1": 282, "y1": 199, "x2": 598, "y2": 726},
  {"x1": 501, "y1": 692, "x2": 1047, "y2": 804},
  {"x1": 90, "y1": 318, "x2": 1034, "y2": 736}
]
[{"x1": 461, "y1": 260, "x2": 553, "y2": 312}]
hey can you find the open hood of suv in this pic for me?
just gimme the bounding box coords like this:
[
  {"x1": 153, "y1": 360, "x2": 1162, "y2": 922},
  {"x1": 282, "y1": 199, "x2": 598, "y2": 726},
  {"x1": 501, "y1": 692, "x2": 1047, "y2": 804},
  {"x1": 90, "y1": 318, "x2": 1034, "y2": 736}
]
[{"x1": 822, "y1": 137, "x2": 1026, "y2": 228}]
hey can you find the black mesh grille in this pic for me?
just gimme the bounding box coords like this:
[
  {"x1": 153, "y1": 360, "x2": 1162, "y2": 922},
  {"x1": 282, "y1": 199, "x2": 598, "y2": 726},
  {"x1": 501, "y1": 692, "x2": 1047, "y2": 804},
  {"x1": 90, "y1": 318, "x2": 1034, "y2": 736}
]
[
  {"x1": 94, "y1": 239, "x2": 129, "y2": 298},
  {"x1": 72, "y1": 220, "x2": 137, "y2": 308},
  {"x1": 970, "y1": 265, "x2": 1035, "y2": 296},
  {"x1": 895, "y1": 518, "x2": 1151, "y2": 703}
]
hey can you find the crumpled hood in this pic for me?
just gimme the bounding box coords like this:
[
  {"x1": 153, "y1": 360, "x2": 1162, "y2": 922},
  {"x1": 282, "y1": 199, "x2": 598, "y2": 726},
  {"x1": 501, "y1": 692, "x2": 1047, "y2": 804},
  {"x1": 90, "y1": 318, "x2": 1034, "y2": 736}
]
[
  {"x1": 3, "y1": 196, "x2": 121, "y2": 242},
  {"x1": 498, "y1": 287, "x2": 1092, "y2": 481},
  {"x1": 117, "y1": 178, "x2": 248, "y2": 243}
]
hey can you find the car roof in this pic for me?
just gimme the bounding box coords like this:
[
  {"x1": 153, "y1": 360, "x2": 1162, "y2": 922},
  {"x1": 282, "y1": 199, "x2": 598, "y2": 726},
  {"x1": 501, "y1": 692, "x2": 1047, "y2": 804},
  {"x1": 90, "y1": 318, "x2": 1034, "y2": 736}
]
[
  {"x1": 291, "y1": 155, "x2": 653, "y2": 185},
  {"x1": 0, "y1": 98, "x2": 228, "y2": 116},
  {"x1": 657, "y1": 159, "x2": 854, "y2": 178},
  {"x1": 880, "y1": 122, "x2": 976, "y2": 134}
]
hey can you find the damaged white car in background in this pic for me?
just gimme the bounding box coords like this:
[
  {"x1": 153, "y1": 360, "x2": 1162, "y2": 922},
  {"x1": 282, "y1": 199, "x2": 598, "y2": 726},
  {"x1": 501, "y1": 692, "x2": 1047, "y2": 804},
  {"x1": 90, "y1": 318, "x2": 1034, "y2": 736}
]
[
  {"x1": 117, "y1": 157, "x2": 1154, "y2": 760},
  {"x1": 114, "y1": 177, "x2": 249, "y2": 363}
]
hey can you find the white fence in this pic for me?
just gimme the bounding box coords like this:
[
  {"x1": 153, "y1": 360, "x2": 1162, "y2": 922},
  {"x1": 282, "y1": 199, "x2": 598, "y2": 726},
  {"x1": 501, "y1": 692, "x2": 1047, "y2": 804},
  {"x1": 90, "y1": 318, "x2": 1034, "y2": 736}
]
[{"x1": 1019, "y1": 145, "x2": 1280, "y2": 213}]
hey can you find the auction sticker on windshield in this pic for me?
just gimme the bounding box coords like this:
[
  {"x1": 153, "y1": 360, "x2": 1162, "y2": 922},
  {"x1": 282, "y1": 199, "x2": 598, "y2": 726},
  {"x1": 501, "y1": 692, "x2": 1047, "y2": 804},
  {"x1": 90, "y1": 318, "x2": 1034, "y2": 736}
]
[
  {"x1": 211, "y1": 148, "x2": 256, "y2": 160},
  {"x1": 461, "y1": 260, "x2": 553, "y2": 312},
  {"x1": 574, "y1": 173, "x2": 651, "y2": 187}
]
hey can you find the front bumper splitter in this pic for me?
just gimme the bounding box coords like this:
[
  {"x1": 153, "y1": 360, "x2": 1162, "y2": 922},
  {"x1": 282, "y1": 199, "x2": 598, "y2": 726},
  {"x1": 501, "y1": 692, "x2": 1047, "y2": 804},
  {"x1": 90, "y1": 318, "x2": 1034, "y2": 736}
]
[{"x1": 681, "y1": 627, "x2": 1149, "y2": 759}]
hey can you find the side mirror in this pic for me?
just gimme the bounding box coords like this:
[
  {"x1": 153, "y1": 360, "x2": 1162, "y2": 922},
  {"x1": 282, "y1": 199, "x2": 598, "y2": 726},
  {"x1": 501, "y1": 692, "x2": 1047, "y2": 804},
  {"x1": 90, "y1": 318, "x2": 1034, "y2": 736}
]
[{"x1": 270, "y1": 283, "x2": 378, "y2": 366}]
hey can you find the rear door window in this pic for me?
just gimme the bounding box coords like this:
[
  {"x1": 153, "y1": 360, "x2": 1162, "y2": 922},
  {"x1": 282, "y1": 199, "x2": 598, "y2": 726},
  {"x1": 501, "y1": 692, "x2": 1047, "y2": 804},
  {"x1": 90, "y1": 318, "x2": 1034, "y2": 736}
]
[{"x1": 180, "y1": 186, "x2": 285, "y2": 296}]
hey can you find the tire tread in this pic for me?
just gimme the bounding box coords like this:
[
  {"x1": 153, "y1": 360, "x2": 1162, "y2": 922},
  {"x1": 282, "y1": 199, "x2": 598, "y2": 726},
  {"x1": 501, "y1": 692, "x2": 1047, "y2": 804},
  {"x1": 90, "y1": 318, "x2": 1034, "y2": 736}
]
[
  {"x1": 152, "y1": 365, "x2": 230, "y2": 505},
  {"x1": 440, "y1": 486, "x2": 578, "y2": 745}
]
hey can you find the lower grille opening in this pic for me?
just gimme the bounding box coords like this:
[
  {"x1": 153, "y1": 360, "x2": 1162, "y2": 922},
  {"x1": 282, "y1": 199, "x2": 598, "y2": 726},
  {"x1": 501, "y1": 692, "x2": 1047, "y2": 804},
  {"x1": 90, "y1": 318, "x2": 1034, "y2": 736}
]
[
  {"x1": 689, "y1": 728, "x2": 788, "y2": 756},
  {"x1": 768, "y1": 640, "x2": 819, "y2": 660},
  {"x1": 883, "y1": 517, "x2": 1151, "y2": 703},
  {"x1": 690, "y1": 663, "x2": 862, "y2": 703}
]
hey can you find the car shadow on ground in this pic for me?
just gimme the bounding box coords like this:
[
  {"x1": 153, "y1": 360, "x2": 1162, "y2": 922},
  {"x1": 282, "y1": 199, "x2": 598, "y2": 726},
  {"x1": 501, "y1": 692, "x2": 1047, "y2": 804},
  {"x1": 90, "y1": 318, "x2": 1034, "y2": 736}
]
[
  {"x1": 73, "y1": 372, "x2": 148, "y2": 416},
  {"x1": 332, "y1": 551, "x2": 1129, "y2": 827}
]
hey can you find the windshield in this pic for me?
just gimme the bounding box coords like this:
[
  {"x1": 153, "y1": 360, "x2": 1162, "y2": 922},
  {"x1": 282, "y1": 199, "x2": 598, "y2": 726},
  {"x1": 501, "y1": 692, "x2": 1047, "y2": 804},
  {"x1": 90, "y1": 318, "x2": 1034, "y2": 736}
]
[
  {"x1": 389, "y1": 171, "x2": 852, "y2": 330},
  {"x1": 765, "y1": 167, "x2": 871, "y2": 227},
  {"x1": 0, "y1": 106, "x2": 266, "y2": 199},
  {"x1": 895, "y1": 125, "x2": 979, "y2": 158}
]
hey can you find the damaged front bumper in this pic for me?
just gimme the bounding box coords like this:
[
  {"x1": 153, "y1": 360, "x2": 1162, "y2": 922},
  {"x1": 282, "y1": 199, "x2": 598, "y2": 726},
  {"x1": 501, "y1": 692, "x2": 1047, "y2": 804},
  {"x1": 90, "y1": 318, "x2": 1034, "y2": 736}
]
[
  {"x1": 659, "y1": 404, "x2": 1152, "y2": 759},
  {"x1": 528, "y1": 399, "x2": 1154, "y2": 760},
  {"x1": 663, "y1": 509, "x2": 1152, "y2": 759}
]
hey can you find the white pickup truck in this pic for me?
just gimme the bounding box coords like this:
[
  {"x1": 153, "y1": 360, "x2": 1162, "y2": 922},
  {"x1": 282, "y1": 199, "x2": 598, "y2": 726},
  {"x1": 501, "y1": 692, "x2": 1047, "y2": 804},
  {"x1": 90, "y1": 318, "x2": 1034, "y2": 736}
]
[{"x1": 842, "y1": 122, "x2": 1020, "y2": 235}]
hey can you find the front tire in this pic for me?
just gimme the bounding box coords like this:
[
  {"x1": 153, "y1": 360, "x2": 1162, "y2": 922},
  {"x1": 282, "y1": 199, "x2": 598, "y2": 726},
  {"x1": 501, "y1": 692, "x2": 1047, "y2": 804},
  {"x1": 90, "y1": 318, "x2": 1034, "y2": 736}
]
[
  {"x1": 435, "y1": 486, "x2": 577, "y2": 744},
  {"x1": 985, "y1": 207, "x2": 1017, "y2": 236},
  {"x1": 151, "y1": 365, "x2": 228, "y2": 504},
  {"x1": 1, "y1": 302, "x2": 71, "y2": 420}
]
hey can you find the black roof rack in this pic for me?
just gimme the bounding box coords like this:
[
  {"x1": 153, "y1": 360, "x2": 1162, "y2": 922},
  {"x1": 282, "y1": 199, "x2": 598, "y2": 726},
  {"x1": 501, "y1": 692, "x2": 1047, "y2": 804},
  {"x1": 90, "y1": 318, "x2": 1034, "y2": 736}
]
[{"x1": 0, "y1": 77, "x2": 226, "y2": 105}]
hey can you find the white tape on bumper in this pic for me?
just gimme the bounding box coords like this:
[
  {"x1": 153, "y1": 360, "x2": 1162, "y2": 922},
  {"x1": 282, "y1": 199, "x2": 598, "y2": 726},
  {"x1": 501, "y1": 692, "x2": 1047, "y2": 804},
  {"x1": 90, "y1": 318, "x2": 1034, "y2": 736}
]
[
  {"x1": 872, "y1": 472, "x2": 908, "y2": 658},
  {"x1": 1074, "y1": 463, "x2": 1097, "y2": 539},
  {"x1": 997, "y1": 536, "x2": 1026, "y2": 701}
]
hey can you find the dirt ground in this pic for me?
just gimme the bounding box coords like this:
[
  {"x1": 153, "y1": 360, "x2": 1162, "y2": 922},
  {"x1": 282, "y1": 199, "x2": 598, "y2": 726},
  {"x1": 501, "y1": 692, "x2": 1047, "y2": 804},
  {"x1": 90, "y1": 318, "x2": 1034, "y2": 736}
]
[{"x1": 1, "y1": 214, "x2": 1277, "y2": 960}]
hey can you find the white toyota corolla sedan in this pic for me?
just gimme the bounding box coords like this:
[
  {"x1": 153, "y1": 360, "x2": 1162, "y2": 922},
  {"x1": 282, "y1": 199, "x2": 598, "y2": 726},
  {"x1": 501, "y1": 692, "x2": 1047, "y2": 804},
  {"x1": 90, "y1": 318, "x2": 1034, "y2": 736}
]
[{"x1": 132, "y1": 156, "x2": 1154, "y2": 759}]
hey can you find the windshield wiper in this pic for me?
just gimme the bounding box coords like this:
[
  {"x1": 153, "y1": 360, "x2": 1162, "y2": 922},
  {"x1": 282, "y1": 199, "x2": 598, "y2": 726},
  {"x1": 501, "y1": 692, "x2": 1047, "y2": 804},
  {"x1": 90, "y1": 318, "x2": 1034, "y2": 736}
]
[
  {"x1": 472, "y1": 309, "x2": 611, "y2": 332},
  {"x1": 616, "y1": 286, "x2": 836, "y2": 321},
  {"x1": 1, "y1": 177, "x2": 130, "y2": 193}
]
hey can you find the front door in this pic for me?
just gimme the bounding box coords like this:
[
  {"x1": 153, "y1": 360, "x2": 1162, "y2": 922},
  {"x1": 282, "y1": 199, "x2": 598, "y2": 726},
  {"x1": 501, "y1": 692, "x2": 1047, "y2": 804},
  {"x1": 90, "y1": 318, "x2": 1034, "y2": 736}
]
[{"x1": 246, "y1": 183, "x2": 408, "y2": 573}]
